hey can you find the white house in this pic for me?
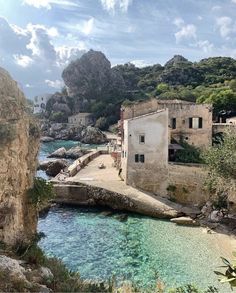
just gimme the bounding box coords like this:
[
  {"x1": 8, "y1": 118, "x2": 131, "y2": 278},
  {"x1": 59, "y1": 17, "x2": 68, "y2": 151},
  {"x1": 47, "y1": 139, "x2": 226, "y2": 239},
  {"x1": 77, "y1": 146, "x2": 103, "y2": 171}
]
[
  {"x1": 121, "y1": 109, "x2": 169, "y2": 195},
  {"x1": 33, "y1": 94, "x2": 51, "y2": 114}
]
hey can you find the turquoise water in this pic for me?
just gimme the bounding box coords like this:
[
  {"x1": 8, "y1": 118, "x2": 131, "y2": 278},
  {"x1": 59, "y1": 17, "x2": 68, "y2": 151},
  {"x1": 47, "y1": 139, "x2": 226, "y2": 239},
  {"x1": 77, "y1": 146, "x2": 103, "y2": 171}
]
[{"x1": 38, "y1": 206, "x2": 228, "y2": 292}]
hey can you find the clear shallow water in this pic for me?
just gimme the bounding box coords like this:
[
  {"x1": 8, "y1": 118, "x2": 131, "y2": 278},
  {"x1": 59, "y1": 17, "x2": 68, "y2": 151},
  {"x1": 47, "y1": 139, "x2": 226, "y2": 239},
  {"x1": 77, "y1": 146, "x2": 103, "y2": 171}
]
[{"x1": 38, "y1": 206, "x2": 228, "y2": 292}]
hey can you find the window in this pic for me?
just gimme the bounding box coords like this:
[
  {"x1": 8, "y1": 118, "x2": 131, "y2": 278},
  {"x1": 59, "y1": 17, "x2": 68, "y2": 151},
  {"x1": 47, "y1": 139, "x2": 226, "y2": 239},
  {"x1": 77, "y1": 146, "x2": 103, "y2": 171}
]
[
  {"x1": 139, "y1": 134, "x2": 145, "y2": 144},
  {"x1": 140, "y1": 154, "x2": 145, "y2": 163},
  {"x1": 135, "y1": 154, "x2": 145, "y2": 163},
  {"x1": 189, "y1": 117, "x2": 203, "y2": 129},
  {"x1": 171, "y1": 118, "x2": 176, "y2": 129}
]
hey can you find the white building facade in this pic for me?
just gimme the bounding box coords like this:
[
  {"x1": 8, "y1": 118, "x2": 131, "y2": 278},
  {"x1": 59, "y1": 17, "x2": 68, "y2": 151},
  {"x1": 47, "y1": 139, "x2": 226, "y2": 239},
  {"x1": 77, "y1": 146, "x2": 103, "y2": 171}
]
[
  {"x1": 33, "y1": 94, "x2": 51, "y2": 114},
  {"x1": 121, "y1": 109, "x2": 169, "y2": 195}
]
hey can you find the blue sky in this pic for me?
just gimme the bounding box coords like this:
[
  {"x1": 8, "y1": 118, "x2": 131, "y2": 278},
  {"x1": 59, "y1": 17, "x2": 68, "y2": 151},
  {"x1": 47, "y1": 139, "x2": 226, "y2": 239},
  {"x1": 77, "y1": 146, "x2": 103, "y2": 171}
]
[{"x1": 0, "y1": 0, "x2": 236, "y2": 97}]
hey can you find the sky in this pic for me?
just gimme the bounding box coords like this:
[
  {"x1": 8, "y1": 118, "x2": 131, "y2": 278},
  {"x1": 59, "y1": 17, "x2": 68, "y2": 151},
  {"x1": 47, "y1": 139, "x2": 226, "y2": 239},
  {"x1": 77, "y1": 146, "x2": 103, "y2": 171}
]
[{"x1": 0, "y1": 0, "x2": 236, "y2": 98}]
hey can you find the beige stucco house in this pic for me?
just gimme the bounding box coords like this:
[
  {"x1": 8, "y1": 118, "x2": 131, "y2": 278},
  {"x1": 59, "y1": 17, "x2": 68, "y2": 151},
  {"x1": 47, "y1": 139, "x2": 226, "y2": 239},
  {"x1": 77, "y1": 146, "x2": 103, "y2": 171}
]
[
  {"x1": 68, "y1": 113, "x2": 94, "y2": 126},
  {"x1": 121, "y1": 109, "x2": 169, "y2": 195},
  {"x1": 121, "y1": 98, "x2": 212, "y2": 148}
]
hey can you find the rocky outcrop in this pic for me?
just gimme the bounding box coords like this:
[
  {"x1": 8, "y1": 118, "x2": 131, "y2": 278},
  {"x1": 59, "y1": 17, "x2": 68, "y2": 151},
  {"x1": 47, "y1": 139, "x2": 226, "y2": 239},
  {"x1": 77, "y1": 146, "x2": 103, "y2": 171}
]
[
  {"x1": 48, "y1": 146, "x2": 89, "y2": 159},
  {"x1": 42, "y1": 122, "x2": 107, "y2": 144},
  {"x1": 0, "y1": 255, "x2": 53, "y2": 292},
  {"x1": 38, "y1": 160, "x2": 69, "y2": 177},
  {"x1": 80, "y1": 126, "x2": 107, "y2": 144},
  {"x1": 62, "y1": 50, "x2": 125, "y2": 108},
  {"x1": 0, "y1": 67, "x2": 39, "y2": 245}
]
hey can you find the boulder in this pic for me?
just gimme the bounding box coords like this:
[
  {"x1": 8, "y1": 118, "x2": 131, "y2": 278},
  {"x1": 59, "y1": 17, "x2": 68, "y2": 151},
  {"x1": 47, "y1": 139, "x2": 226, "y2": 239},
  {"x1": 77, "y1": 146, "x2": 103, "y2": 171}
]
[
  {"x1": 65, "y1": 146, "x2": 88, "y2": 159},
  {"x1": 38, "y1": 161, "x2": 52, "y2": 171},
  {"x1": 48, "y1": 147, "x2": 66, "y2": 158},
  {"x1": 208, "y1": 210, "x2": 224, "y2": 223},
  {"x1": 80, "y1": 126, "x2": 107, "y2": 144},
  {"x1": 0, "y1": 255, "x2": 27, "y2": 282},
  {"x1": 170, "y1": 216, "x2": 199, "y2": 226},
  {"x1": 201, "y1": 201, "x2": 213, "y2": 217},
  {"x1": 40, "y1": 136, "x2": 54, "y2": 143},
  {"x1": 45, "y1": 160, "x2": 68, "y2": 177}
]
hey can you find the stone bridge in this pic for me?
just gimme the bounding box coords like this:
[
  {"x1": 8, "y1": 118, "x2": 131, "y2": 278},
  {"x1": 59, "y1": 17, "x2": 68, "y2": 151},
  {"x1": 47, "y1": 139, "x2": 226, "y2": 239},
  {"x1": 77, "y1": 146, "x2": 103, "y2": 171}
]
[{"x1": 212, "y1": 123, "x2": 236, "y2": 135}]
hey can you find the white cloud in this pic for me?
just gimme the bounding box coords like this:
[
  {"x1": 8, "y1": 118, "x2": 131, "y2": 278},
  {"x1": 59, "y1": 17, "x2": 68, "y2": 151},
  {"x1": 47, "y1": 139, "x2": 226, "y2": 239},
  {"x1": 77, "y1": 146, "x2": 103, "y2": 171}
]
[
  {"x1": 173, "y1": 18, "x2": 197, "y2": 43},
  {"x1": 130, "y1": 60, "x2": 151, "y2": 68},
  {"x1": 0, "y1": 16, "x2": 86, "y2": 97},
  {"x1": 80, "y1": 18, "x2": 94, "y2": 36},
  {"x1": 216, "y1": 16, "x2": 234, "y2": 38},
  {"x1": 100, "y1": 0, "x2": 133, "y2": 13},
  {"x1": 173, "y1": 17, "x2": 185, "y2": 28},
  {"x1": 196, "y1": 40, "x2": 214, "y2": 53},
  {"x1": 22, "y1": 0, "x2": 79, "y2": 10},
  {"x1": 55, "y1": 45, "x2": 86, "y2": 66},
  {"x1": 232, "y1": 0, "x2": 236, "y2": 4},
  {"x1": 212, "y1": 5, "x2": 221, "y2": 11},
  {"x1": 14, "y1": 54, "x2": 34, "y2": 67},
  {"x1": 175, "y1": 24, "x2": 197, "y2": 43},
  {"x1": 45, "y1": 79, "x2": 64, "y2": 88}
]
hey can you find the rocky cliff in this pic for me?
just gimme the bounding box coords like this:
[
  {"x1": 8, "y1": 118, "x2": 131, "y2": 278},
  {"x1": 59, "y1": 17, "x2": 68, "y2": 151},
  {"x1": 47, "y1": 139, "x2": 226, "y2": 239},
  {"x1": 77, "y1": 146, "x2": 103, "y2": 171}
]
[{"x1": 0, "y1": 67, "x2": 40, "y2": 245}]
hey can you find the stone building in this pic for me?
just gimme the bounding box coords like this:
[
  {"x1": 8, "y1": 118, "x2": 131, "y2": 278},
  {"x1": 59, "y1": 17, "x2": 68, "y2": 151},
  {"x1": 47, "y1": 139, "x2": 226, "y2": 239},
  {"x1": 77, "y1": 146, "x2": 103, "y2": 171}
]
[
  {"x1": 68, "y1": 113, "x2": 94, "y2": 126},
  {"x1": 33, "y1": 94, "x2": 51, "y2": 114},
  {"x1": 121, "y1": 109, "x2": 169, "y2": 194},
  {"x1": 121, "y1": 98, "x2": 212, "y2": 148}
]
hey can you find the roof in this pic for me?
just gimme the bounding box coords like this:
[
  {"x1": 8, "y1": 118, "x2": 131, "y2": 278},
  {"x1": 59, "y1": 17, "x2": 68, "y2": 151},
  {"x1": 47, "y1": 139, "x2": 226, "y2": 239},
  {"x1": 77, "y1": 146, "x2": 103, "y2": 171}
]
[
  {"x1": 157, "y1": 99, "x2": 194, "y2": 104},
  {"x1": 126, "y1": 109, "x2": 167, "y2": 121},
  {"x1": 69, "y1": 112, "x2": 93, "y2": 118},
  {"x1": 168, "y1": 144, "x2": 184, "y2": 150}
]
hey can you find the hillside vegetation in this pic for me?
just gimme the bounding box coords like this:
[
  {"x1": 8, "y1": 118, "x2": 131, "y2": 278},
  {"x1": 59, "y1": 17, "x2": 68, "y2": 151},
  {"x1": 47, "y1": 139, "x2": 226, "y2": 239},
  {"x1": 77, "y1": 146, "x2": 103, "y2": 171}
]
[{"x1": 45, "y1": 50, "x2": 236, "y2": 128}]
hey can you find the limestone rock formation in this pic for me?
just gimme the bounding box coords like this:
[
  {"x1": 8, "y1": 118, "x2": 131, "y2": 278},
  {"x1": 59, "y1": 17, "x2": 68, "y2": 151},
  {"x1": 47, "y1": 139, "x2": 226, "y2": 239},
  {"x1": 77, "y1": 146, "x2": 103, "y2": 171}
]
[
  {"x1": 62, "y1": 49, "x2": 125, "y2": 111},
  {"x1": 42, "y1": 122, "x2": 108, "y2": 144},
  {"x1": 80, "y1": 126, "x2": 107, "y2": 144},
  {"x1": 0, "y1": 67, "x2": 40, "y2": 245}
]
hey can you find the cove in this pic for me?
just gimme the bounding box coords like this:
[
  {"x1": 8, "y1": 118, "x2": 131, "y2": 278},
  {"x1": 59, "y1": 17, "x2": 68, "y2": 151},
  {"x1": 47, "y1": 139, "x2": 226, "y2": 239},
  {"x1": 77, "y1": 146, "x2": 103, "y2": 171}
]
[{"x1": 38, "y1": 206, "x2": 228, "y2": 292}]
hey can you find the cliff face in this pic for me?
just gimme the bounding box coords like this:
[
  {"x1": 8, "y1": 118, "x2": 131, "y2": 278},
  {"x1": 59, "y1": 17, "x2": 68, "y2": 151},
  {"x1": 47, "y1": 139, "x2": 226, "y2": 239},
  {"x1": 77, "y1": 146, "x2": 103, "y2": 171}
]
[{"x1": 0, "y1": 67, "x2": 40, "y2": 245}]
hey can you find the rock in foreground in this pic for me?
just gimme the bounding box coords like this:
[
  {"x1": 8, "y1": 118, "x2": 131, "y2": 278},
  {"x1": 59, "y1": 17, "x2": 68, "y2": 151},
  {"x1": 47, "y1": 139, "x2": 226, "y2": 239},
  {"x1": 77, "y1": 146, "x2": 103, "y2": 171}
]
[{"x1": 170, "y1": 216, "x2": 199, "y2": 226}]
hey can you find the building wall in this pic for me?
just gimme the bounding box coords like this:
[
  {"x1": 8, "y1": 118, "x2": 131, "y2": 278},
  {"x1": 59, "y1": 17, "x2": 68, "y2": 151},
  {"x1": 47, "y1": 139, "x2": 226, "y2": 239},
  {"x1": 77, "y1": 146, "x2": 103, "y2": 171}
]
[
  {"x1": 121, "y1": 109, "x2": 169, "y2": 195},
  {"x1": 168, "y1": 163, "x2": 210, "y2": 206},
  {"x1": 122, "y1": 99, "x2": 212, "y2": 148},
  {"x1": 157, "y1": 102, "x2": 212, "y2": 148},
  {"x1": 68, "y1": 114, "x2": 93, "y2": 126},
  {"x1": 33, "y1": 94, "x2": 51, "y2": 114}
]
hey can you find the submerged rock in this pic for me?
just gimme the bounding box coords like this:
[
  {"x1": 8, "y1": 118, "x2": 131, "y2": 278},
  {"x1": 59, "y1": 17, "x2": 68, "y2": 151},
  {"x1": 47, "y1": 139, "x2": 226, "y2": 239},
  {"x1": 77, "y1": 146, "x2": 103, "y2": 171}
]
[{"x1": 170, "y1": 216, "x2": 199, "y2": 226}]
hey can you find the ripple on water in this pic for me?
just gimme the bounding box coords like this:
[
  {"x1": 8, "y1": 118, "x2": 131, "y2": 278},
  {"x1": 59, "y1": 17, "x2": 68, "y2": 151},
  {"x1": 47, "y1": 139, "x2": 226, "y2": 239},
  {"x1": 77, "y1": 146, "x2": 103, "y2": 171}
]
[{"x1": 38, "y1": 207, "x2": 229, "y2": 292}]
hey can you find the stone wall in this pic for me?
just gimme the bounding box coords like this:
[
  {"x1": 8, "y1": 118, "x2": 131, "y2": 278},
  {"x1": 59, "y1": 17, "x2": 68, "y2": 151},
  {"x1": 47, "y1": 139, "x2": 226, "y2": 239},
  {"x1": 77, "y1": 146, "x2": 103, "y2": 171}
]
[
  {"x1": 168, "y1": 163, "x2": 210, "y2": 206},
  {"x1": 0, "y1": 68, "x2": 39, "y2": 245}
]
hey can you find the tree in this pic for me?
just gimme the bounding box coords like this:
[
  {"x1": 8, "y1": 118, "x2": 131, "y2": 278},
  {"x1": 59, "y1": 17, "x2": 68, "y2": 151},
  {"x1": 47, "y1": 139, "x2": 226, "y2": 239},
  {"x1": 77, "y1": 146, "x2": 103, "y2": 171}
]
[{"x1": 202, "y1": 132, "x2": 236, "y2": 205}]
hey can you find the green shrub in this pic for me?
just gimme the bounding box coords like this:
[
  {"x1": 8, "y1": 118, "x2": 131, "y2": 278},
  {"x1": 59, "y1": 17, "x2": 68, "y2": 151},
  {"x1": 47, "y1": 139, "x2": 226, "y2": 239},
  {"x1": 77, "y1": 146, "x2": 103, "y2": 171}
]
[
  {"x1": 175, "y1": 141, "x2": 204, "y2": 164},
  {"x1": 0, "y1": 122, "x2": 16, "y2": 145},
  {"x1": 28, "y1": 177, "x2": 55, "y2": 206},
  {"x1": 167, "y1": 185, "x2": 177, "y2": 192}
]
